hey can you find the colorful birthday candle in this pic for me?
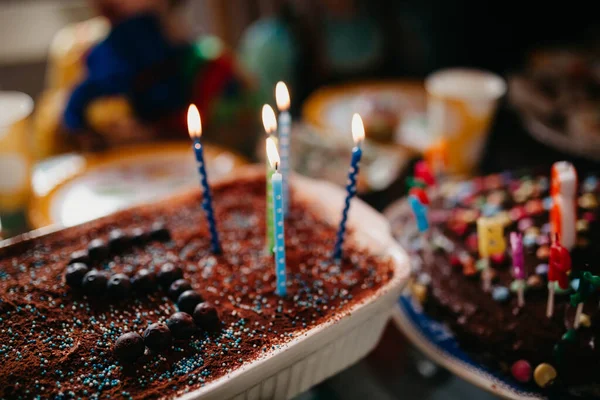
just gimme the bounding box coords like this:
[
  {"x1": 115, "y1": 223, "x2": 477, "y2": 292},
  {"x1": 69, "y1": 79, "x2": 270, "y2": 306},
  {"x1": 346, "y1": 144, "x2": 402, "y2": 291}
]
[
  {"x1": 550, "y1": 161, "x2": 578, "y2": 250},
  {"x1": 187, "y1": 104, "x2": 221, "y2": 254},
  {"x1": 414, "y1": 160, "x2": 436, "y2": 186},
  {"x1": 408, "y1": 195, "x2": 430, "y2": 233},
  {"x1": 262, "y1": 104, "x2": 278, "y2": 252},
  {"x1": 266, "y1": 137, "x2": 287, "y2": 296},
  {"x1": 275, "y1": 81, "x2": 291, "y2": 215},
  {"x1": 477, "y1": 216, "x2": 506, "y2": 292},
  {"x1": 510, "y1": 232, "x2": 526, "y2": 307},
  {"x1": 333, "y1": 113, "x2": 365, "y2": 261},
  {"x1": 546, "y1": 234, "x2": 572, "y2": 318}
]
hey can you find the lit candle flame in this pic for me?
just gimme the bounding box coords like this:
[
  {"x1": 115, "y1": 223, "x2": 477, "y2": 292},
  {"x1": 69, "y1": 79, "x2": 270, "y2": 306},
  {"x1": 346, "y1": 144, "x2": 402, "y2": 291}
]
[
  {"x1": 275, "y1": 81, "x2": 290, "y2": 111},
  {"x1": 352, "y1": 113, "x2": 365, "y2": 144},
  {"x1": 187, "y1": 104, "x2": 202, "y2": 138},
  {"x1": 266, "y1": 136, "x2": 280, "y2": 170},
  {"x1": 262, "y1": 104, "x2": 277, "y2": 134}
]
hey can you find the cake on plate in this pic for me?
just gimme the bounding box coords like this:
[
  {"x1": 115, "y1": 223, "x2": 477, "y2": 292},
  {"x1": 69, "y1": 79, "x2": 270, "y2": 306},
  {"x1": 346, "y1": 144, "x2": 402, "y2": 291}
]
[
  {"x1": 0, "y1": 167, "x2": 406, "y2": 400},
  {"x1": 387, "y1": 166, "x2": 600, "y2": 396}
]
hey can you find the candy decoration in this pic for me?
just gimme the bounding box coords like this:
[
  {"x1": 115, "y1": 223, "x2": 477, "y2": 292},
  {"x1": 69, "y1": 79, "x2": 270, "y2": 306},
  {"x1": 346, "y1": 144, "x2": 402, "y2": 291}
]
[
  {"x1": 511, "y1": 360, "x2": 532, "y2": 383},
  {"x1": 570, "y1": 271, "x2": 600, "y2": 329},
  {"x1": 510, "y1": 232, "x2": 526, "y2": 306},
  {"x1": 492, "y1": 286, "x2": 510, "y2": 302},
  {"x1": 547, "y1": 235, "x2": 572, "y2": 318},
  {"x1": 477, "y1": 216, "x2": 506, "y2": 292},
  {"x1": 533, "y1": 363, "x2": 557, "y2": 388},
  {"x1": 333, "y1": 114, "x2": 365, "y2": 261},
  {"x1": 550, "y1": 162, "x2": 578, "y2": 250}
]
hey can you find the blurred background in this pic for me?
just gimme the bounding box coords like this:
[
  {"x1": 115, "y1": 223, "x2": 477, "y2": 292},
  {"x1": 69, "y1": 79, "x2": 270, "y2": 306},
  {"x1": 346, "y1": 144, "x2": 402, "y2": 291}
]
[{"x1": 1, "y1": 1, "x2": 599, "y2": 398}]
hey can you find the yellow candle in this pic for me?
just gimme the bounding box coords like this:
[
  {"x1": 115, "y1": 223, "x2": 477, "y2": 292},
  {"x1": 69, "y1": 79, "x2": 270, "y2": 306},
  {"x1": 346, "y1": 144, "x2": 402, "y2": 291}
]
[{"x1": 477, "y1": 216, "x2": 506, "y2": 258}]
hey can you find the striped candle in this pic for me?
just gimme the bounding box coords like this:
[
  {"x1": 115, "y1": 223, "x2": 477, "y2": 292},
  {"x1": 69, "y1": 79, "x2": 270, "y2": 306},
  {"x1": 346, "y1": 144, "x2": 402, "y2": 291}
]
[
  {"x1": 267, "y1": 137, "x2": 287, "y2": 296},
  {"x1": 276, "y1": 81, "x2": 291, "y2": 215},
  {"x1": 187, "y1": 105, "x2": 221, "y2": 254},
  {"x1": 333, "y1": 114, "x2": 365, "y2": 261}
]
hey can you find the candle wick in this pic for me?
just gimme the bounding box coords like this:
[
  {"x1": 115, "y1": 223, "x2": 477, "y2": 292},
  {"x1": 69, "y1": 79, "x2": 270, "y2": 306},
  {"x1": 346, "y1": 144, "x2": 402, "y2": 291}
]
[{"x1": 274, "y1": 161, "x2": 280, "y2": 171}]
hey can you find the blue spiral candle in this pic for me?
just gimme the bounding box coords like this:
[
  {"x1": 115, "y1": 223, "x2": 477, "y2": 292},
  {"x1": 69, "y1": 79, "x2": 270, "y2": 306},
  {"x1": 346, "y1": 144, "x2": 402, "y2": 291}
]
[
  {"x1": 267, "y1": 137, "x2": 287, "y2": 296},
  {"x1": 333, "y1": 114, "x2": 365, "y2": 261},
  {"x1": 276, "y1": 82, "x2": 291, "y2": 216},
  {"x1": 188, "y1": 105, "x2": 221, "y2": 254}
]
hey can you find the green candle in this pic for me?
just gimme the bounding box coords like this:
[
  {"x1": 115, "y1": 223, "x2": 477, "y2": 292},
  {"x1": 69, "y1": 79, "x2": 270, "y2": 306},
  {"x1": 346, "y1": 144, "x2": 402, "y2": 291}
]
[{"x1": 262, "y1": 105, "x2": 278, "y2": 252}]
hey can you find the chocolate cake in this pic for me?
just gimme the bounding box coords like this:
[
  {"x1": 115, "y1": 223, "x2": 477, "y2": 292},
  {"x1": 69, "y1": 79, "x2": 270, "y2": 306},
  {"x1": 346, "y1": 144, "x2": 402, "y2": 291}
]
[
  {"x1": 387, "y1": 169, "x2": 600, "y2": 396},
  {"x1": 0, "y1": 169, "x2": 396, "y2": 399}
]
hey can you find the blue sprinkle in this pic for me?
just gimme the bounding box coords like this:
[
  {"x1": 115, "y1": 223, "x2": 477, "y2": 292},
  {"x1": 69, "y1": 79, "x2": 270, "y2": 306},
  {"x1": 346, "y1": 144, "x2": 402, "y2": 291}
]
[
  {"x1": 492, "y1": 286, "x2": 510, "y2": 302},
  {"x1": 571, "y1": 278, "x2": 580, "y2": 291},
  {"x1": 535, "y1": 264, "x2": 549, "y2": 276}
]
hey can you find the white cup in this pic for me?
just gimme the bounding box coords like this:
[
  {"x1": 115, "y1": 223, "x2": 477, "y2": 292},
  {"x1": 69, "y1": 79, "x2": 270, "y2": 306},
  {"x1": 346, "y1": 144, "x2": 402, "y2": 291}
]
[{"x1": 425, "y1": 68, "x2": 506, "y2": 176}]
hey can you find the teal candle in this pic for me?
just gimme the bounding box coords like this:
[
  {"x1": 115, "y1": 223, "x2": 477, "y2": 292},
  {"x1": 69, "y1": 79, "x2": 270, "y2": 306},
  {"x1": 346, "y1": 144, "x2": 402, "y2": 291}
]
[
  {"x1": 267, "y1": 137, "x2": 287, "y2": 296},
  {"x1": 333, "y1": 114, "x2": 365, "y2": 261},
  {"x1": 276, "y1": 82, "x2": 291, "y2": 216}
]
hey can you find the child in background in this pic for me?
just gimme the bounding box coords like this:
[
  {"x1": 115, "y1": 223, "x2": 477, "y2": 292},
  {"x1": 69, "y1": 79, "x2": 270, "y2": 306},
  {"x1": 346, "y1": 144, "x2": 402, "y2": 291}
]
[{"x1": 59, "y1": 0, "x2": 259, "y2": 156}]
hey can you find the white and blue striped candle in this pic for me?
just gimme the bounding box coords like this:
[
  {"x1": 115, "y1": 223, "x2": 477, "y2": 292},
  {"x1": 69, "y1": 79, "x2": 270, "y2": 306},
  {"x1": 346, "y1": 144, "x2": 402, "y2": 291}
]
[
  {"x1": 188, "y1": 104, "x2": 221, "y2": 254},
  {"x1": 266, "y1": 136, "x2": 287, "y2": 296},
  {"x1": 276, "y1": 82, "x2": 291, "y2": 216},
  {"x1": 333, "y1": 113, "x2": 365, "y2": 261}
]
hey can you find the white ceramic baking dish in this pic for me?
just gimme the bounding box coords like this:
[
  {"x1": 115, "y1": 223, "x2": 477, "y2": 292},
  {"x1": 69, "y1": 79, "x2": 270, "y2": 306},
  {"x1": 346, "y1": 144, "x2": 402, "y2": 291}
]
[{"x1": 0, "y1": 167, "x2": 410, "y2": 400}]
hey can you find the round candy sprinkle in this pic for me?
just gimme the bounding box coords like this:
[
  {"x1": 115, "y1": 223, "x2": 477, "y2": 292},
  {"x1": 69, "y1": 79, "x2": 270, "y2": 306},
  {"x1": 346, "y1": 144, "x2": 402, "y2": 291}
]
[
  {"x1": 68, "y1": 250, "x2": 90, "y2": 265},
  {"x1": 149, "y1": 222, "x2": 171, "y2": 242},
  {"x1": 177, "y1": 290, "x2": 204, "y2": 314},
  {"x1": 169, "y1": 279, "x2": 192, "y2": 300},
  {"x1": 518, "y1": 218, "x2": 533, "y2": 232},
  {"x1": 542, "y1": 197, "x2": 553, "y2": 211},
  {"x1": 536, "y1": 246, "x2": 550, "y2": 260},
  {"x1": 534, "y1": 363, "x2": 557, "y2": 388},
  {"x1": 114, "y1": 332, "x2": 145, "y2": 361},
  {"x1": 131, "y1": 268, "x2": 157, "y2": 293},
  {"x1": 492, "y1": 286, "x2": 510, "y2": 302},
  {"x1": 108, "y1": 229, "x2": 128, "y2": 251},
  {"x1": 490, "y1": 252, "x2": 506, "y2": 265},
  {"x1": 143, "y1": 323, "x2": 172, "y2": 352},
  {"x1": 157, "y1": 263, "x2": 184, "y2": 288},
  {"x1": 579, "y1": 193, "x2": 598, "y2": 209},
  {"x1": 570, "y1": 278, "x2": 580, "y2": 291},
  {"x1": 579, "y1": 313, "x2": 591, "y2": 328},
  {"x1": 510, "y1": 280, "x2": 526, "y2": 293},
  {"x1": 535, "y1": 264, "x2": 549, "y2": 276},
  {"x1": 416, "y1": 273, "x2": 431, "y2": 286},
  {"x1": 523, "y1": 234, "x2": 537, "y2": 248},
  {"x1": 527, "y1": 275, "x2": 544, "y2": 290},
  {"x1": 65, "y1": 263, "x2": 89, "y2": 288},
  {"x1": 511, "y1": 360, "x2": 532, "y2": 383},
  {"x1": 166, "y1": 312, "x2": 196, "y2": 339},
  {"x1": 576, "y1": 219, "x2": 589, "y2": 233},
  {"x1": 81, "y1": 270, "x2": 109, "y2": 296},
  {"x1": 193, "y1": 302, "x2": 220, "y2": 330},
  {"x1": 583, "y1": 175, "x2": 598, "y2": 192},
  {"x1": 411, "y1": 283, "x2": 428, "y2": 304},
  {"x1": 87, "y1": 238, "x2": 109, "y2": 260},
  {"x1": 130, "y1": 227, "x2": 147, "y2": 245},
  {"x1": 107, "y1": 273, "x2": 132, "y2": 298}
]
